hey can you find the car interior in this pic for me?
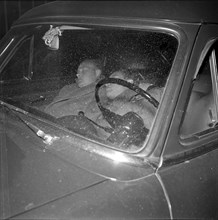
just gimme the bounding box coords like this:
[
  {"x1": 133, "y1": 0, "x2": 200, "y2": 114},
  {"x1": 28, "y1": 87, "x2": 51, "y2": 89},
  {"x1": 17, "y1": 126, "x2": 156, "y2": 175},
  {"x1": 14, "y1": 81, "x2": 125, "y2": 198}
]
[{"x1": 181, "y1": 54, "x2": 215, "y2": 136}]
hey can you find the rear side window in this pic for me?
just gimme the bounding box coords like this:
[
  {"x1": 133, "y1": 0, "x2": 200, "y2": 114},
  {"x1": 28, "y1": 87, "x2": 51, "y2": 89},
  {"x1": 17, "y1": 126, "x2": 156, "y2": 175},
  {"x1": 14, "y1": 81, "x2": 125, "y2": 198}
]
[
  {"x1": 1, "y1": 38, "x2": 30, "y2": 81},
  {"x1": 181, "y1": 41, "x2": 218, "y2": 137}
]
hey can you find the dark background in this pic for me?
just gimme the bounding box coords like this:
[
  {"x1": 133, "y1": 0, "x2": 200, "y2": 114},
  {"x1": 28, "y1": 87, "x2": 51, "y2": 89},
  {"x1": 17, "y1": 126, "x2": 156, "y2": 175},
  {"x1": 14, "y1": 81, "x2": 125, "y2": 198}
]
[{"x1": 0, "y1": 0, "x2": 56, "y2": 40}]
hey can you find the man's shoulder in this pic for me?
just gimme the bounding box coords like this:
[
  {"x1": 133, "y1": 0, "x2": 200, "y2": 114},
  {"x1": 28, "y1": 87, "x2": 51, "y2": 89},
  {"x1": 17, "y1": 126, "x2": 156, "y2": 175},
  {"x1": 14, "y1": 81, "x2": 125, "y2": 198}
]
[
  {"x1": 52, "y1": 83, "x2": 78, "y2": 102},
  {"x1": 56, "y1": 83, "x2": 97, "y2": 101},
  {"x1": 59, "y1": 83, "x2": 78, "y2": 95}
]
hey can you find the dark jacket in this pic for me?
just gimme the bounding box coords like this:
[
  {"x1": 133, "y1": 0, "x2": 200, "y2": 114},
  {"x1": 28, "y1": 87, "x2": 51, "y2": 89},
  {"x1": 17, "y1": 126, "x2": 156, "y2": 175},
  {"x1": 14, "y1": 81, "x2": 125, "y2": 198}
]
[{"x1": 44, "y1": 82, "x2": 106, "y2": 118}]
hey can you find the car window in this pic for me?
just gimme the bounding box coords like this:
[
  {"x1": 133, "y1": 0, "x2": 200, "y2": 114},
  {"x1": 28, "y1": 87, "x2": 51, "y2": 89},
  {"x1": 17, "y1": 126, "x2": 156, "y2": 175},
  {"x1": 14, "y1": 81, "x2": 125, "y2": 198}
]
[
  {"x1": 1, "y1": 37, "x2": 31, "y2": 81},
  {"x1": 0, "y1": 24, "x2": 178, "y2": 152},
  {"x1": 181, "y1": 41, "x2": 218, "y2": 137}
]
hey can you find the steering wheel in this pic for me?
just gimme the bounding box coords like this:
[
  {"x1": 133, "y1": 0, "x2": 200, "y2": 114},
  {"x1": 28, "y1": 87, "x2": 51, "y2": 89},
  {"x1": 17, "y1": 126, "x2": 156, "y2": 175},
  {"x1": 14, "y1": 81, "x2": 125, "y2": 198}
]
[
  {"x1": 95, "y1": 78, "x2": 159, "y2": 127},
  {"x1": 95, "y1": 77, "x2": 159, "y2": 148}
]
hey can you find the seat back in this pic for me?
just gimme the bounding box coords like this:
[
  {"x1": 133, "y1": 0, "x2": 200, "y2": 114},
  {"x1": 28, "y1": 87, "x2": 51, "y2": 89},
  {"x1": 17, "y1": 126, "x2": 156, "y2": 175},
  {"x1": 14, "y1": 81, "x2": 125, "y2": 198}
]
[{"x1": 181, "y1": 72, "x2": 214, "y2": 136}]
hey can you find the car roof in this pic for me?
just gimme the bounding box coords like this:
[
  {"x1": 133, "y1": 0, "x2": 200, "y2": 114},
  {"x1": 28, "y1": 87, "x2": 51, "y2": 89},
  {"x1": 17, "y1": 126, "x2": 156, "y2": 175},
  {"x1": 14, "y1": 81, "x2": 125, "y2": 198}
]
[{"x1": 13, "y1": 1, "x2": 218, "y2": 27}]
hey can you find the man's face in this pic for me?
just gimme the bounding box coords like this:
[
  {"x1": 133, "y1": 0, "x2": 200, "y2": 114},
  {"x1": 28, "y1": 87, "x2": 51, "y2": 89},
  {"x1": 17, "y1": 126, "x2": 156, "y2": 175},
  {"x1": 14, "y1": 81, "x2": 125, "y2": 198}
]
[
  {"x1": 105, "y1": 71, "x2": 127, "y2": 99},
  {"x1": 76, "y1": 61, "x2": 98, "y2": 87}
]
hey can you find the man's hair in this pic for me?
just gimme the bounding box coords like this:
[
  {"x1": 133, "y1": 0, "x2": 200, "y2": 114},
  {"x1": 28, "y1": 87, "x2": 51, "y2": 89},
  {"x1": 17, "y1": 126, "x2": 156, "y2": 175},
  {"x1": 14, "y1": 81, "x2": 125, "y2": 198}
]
[
  {"x1": 82, "y1": 59, "x2": 103, "y2": 71},
  {"x1": 111, "y1": 69, "x2": 141, "y2": 86}
]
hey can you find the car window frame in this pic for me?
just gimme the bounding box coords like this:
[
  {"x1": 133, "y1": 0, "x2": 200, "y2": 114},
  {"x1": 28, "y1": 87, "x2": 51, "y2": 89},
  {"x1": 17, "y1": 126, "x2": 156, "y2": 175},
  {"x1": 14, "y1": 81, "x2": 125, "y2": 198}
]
[
  {"x1": 210, "y1": 48, "x2": 218, "y2": 121},
  {"x1": 159, "y1": 24, "x2": 218, "y2": 164},
  {"x1": 0, "y1": 21, "x2": 192, "y2": 159},
  {"x1": 0, "y1": 36, "x2": 34, "y2": 83},
  {"x1": 0, "y1": 35, "x2": 29, "y2": 81}
]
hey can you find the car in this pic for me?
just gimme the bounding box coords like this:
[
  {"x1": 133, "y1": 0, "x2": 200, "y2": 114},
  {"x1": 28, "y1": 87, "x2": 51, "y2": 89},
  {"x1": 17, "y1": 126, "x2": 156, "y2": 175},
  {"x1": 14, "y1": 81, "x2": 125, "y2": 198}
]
[{"x1": 0, "y1": 1, "x2": 218, "y2": 219}]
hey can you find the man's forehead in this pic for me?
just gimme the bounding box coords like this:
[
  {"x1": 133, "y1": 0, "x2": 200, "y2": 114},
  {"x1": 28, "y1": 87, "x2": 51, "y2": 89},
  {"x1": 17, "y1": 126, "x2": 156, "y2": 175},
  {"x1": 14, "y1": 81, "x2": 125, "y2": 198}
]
[{"x1": 79, "y1": 61, "x2": 96, "y2": 69}]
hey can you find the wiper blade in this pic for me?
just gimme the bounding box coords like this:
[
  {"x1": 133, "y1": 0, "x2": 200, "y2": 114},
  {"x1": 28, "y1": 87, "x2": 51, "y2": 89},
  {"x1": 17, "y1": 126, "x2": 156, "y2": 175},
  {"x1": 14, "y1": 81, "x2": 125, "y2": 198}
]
[{"x1": 0, "y1": 101, "x2": 59, "y2": 145}]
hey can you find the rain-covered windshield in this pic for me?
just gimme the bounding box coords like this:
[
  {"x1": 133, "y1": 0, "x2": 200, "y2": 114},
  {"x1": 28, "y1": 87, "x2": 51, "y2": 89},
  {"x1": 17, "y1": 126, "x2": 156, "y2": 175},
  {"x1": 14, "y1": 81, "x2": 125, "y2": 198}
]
[{"x1": 0, "y1": 24, "x2": 178, "y2": 152}]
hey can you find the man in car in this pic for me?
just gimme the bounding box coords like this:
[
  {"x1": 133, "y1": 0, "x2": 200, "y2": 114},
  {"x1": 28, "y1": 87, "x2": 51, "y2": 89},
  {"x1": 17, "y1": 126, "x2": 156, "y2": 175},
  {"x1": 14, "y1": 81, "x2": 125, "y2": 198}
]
[
  {"x1": 44, "y1": 58, "x2": 105, "y2": 118},
  {"x1": 93, "y1": 69, "x2": 164, "y2": 138}
]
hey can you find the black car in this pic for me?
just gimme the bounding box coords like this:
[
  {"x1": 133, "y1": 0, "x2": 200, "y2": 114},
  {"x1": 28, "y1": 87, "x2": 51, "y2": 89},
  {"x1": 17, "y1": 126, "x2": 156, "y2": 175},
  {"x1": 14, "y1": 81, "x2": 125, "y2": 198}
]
[{"x1": 0, "y1": 1, "x2": 218, "y2": 219}]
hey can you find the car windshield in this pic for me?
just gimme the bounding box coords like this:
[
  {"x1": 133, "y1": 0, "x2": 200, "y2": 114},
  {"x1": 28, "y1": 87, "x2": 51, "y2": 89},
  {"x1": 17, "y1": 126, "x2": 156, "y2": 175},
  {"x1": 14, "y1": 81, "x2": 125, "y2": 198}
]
[{"x1": 0, "y1": 24, "x2": 178, "y2": 152}]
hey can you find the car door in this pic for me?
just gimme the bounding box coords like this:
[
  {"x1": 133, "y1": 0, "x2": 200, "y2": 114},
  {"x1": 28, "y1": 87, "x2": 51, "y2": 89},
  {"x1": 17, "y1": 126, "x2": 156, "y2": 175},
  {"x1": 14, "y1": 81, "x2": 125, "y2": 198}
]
[{"x1": 157, "y1": 24, "x2": 218, "y2": 219}]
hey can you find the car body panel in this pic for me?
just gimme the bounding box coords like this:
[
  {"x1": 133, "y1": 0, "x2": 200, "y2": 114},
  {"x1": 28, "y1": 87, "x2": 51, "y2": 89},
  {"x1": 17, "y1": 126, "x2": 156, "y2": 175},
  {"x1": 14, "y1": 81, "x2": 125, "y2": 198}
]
[
  {"x1": 13, "y1": 1, "x2": 218, "y2": 26},
  {"x1": 0, "y1": 110, "x2": 159, "y2": 219},
  {"x1": 159, "y1": 24, "x2": 218, "y2": 219},
  {"x1": 0, "y1": 112, "x2": 106, "y2": 218},
  {"x1": 159, "y1": 149, "x2": 218, "y2": 219},
  {"x1": 10, "y1": 174, "x2": 170, "y2": 219}
]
